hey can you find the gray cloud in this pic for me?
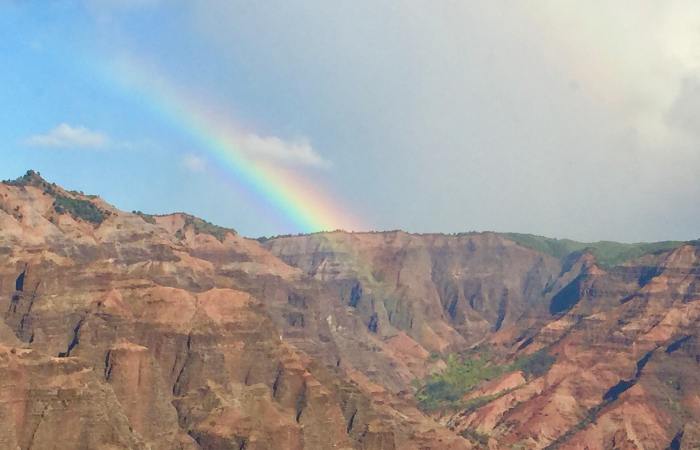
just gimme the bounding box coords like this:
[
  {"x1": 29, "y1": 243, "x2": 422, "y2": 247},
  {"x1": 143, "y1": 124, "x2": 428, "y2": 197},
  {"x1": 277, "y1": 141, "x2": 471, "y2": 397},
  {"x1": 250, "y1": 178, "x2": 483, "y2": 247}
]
[
  {"x1": 117, "y1": 1, "x2": 700, "y2": 241},
  {"x1": 666, "y1": 75, "x2": 700, "y2": 138}
]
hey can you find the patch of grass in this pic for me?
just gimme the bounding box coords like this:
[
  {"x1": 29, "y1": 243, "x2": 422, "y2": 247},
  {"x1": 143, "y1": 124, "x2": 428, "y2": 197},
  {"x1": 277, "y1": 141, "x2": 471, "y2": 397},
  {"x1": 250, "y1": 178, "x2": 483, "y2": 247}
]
[
  {"x1": 501, "y1": 233, "x2": 685, "y2": 268},
  {"x1": 175, "y1": 214, "x2": 236, "y2": 242},
  {"x1": 53, "y1": 195, "x2": 108, "y2": 225},
  {"x1": 415, "y1": 348, "x2": 556, "y2": 413},
  {"x1": 427, "y1": 352, "x2": 443, "y2": 364},
  {"x1": 133, "y1": 211, "x2": 156, "y2": 224},
  {"x1": 68, "y1": 190, "x2": 98, "y2": 199},
  {"x1": 415, "y1": 352, "x2": 501, "y2": 411},
  {"x1": 514, "y1": 348, "x2": 557, "y2": 378},
  {"x1": 460, "y1": 427, "x2": 491, "y2": 446}
]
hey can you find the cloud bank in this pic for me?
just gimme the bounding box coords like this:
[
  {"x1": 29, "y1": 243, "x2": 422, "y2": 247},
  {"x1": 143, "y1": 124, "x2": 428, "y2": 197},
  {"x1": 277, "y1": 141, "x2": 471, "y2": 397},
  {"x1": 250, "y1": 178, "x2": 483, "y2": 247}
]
[{"x1": 177, "y1": 0, "x2": 700, "y2": 241}]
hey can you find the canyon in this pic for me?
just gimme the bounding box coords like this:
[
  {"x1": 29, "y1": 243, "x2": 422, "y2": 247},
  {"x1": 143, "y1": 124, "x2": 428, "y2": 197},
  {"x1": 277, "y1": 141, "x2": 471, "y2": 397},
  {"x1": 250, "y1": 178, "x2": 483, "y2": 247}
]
[{"x1": 0, "y1": 171, "x2": 698, "y2": 450}]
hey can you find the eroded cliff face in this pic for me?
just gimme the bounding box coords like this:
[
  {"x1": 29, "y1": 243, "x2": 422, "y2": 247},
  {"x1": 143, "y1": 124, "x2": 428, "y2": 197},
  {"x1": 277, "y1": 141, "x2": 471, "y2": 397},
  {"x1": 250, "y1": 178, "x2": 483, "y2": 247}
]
[
  {"x1": 441, "y1": 245, "x2": 700, "y2": 450},
  {"x1": 263, "y1": 232, "x2": 572, "y2": 352},
  {"x1": 0, "y1": 175, "x2": 472, "y2": 450},
  {"x1": 0, "y1": 173, "x2": 698, "y2": 450}
]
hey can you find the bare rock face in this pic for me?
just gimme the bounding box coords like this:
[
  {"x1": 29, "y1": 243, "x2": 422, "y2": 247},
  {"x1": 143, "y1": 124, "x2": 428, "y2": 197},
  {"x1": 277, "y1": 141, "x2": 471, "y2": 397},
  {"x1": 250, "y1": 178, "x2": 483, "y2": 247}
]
[
  {"x1": 263, "y1": 232, "x2": 566, "y2": 350},
  {"x1": 440, "y1": 245, "x2": 700, "y2": 450},
  {"x1": 0, "y1": 345, "x2": 150, "y2": 450},
  {"x1": 104, "y1": 339, "x2": 185, "y2": 450}
]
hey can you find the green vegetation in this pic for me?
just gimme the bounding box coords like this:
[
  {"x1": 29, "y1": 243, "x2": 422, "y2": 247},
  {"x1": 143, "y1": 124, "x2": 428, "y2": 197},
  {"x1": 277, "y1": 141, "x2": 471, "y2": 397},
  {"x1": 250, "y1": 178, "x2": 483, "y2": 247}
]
[
  {"x1": 3, "y1": 170, "x2": 56, "y2": 196},
  {"x1": 175, "y1": 214, "x2": 236, "y2": 242},
  {"x1": 3, "y1": 169, "x2": 37, "y2": 186},
  {"x1": 53, "y1": 195, "x2": 108, "y2": 225},
  {"x1": 415, "y1": 348, "x2": 556, "y2": 412},
  {"x1": 132, "y1": 212, "x2": 235, "y2": 242},
  {"x1": 501, "y1": 232, "x2": 685, "y2": 268},
  {"x1": 133, "y1": 211, "x2": 156, "y2": 224},
  {"x1": 460, "y1": 428, "x2": 491, "y2": 446},
  {"x1": 371, "y1": 270, "x2": 385, "y2": 283},
  {"x1": 68, "y1": 190, "x2": 98, "y2": 199},
  {"x1": 416, "y1": 353, "x2": 502, "y2": 411},
  {"x1": 3, "y1": 171, "x2": 109, "y2": 226}
]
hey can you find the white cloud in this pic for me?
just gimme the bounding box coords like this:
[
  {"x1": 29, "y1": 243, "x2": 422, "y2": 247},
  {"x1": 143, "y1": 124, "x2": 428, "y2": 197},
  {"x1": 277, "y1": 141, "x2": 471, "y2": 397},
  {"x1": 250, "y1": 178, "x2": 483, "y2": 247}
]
[
  {"x1": 182, "y1": 154, "x2": 207, "y2": 172},
  {"x1": 24, "y1": 124, "x2": 109, "y2": 149},
  {"x1": 526, "y1": 0, "x2": 700, "y2": 150},
  {"x1": 109, "y1": 55, "x2": 331, "y2": 170},
  {"x1": 180, "y1": 134, "x2": 327, "y2": 172},
  {"x1": 235, "y1": 133, "x2": 330, "y2": 169}
]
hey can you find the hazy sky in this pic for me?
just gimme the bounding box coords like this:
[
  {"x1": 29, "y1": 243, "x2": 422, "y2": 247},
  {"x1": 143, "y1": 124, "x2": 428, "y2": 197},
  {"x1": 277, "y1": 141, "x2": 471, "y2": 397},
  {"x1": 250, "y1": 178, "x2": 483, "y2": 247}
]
[{"x1": 1, "y1": 1, "x2": 699, "y2": 242}]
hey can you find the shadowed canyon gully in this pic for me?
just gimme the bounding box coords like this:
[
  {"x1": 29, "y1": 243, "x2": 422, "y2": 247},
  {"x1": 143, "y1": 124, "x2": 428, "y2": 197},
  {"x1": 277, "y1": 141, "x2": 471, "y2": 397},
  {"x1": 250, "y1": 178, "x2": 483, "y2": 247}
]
[{"x1": 0, "y1": 172, "x2": 698, "y2": 450}]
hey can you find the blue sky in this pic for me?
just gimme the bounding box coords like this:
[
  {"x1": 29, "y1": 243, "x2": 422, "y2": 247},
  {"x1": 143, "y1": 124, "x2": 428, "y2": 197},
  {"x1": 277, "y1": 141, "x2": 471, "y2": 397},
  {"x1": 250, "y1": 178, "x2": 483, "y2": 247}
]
[{"x1": 1, "y1": 1, "x2": 699, "y2": 242}]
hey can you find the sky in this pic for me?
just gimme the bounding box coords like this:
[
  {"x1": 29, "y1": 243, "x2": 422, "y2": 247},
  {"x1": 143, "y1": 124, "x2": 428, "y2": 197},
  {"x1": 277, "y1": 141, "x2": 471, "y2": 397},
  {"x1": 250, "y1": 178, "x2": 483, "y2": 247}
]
[{"x1": 1, "y1": 1, "x2": 699, "y2": 242}]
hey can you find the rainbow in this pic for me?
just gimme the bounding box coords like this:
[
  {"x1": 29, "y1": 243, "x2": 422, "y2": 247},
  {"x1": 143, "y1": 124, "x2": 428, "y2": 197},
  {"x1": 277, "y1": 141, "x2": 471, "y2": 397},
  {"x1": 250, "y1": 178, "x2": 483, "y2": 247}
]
[{"x1": 102, "y1": 56, "x2": 365, "y2": 234}]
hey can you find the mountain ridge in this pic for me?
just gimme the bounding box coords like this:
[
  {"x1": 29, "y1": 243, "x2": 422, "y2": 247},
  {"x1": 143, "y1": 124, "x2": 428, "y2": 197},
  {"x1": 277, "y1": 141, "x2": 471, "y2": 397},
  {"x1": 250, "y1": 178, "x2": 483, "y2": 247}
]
[{"x1": 6, "y1": 172, "x2": 688, "y2": 269}]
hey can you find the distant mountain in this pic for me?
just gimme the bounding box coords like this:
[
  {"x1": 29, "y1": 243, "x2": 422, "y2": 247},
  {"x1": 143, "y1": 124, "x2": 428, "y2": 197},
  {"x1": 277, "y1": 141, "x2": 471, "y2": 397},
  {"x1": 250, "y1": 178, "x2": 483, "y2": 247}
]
[
  {"x1": 501, "y1": 232, "x2": 686, "y2": 268},
  {"x1": 0, "y1": 170, "x2": 698, "y2": 450}
]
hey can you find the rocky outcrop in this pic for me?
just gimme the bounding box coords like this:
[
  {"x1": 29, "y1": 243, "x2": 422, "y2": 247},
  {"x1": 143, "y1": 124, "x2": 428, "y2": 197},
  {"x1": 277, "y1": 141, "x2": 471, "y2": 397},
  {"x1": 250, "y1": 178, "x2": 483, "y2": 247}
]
[{"x1": 0, "y1": 345, "x2": 151, "y2": 450}]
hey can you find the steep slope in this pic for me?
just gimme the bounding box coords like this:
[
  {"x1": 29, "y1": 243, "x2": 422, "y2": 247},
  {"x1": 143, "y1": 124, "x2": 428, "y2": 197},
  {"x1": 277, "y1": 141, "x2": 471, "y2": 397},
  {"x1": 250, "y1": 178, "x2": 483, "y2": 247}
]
[
  {"x1": 264, "y1": 229, "x2": 700, "y2": 450},
  {"x1": 440, "y1": 245, "x2": 700, "y2": 450},
  {"x1": 263, "y1": 231, "x2": 583, "y2": 350}
]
